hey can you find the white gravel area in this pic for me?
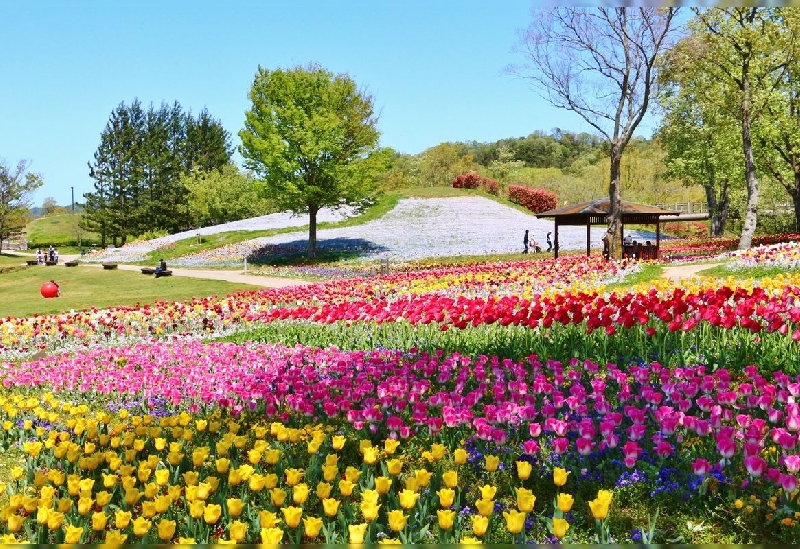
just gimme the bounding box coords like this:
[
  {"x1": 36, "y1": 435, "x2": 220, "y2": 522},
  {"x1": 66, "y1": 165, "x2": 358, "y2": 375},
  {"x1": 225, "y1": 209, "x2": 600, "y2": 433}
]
[{"x1": 85, "y1": 196, "x2": 659, "y2": 265}]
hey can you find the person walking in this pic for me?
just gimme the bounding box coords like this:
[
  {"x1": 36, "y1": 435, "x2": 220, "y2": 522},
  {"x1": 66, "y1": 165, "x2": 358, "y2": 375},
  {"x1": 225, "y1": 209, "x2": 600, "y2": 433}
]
[
  {"x1": 523, "y1": 230, "x2": 529, "y2": 254},
  {"x1": 546, "y1": 232, "x2": 553, "y2": 252}
]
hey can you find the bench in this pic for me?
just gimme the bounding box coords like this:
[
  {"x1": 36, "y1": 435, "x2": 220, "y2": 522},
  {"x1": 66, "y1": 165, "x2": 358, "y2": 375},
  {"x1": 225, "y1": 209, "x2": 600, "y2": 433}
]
[
  {"x1": 102, "y1": 263, "x2": 118, "y2": 270},
  {"x1": 141, "y1": 267, "x2": 173, "y2": 277},
  {"x1": 26, "y1": 260, "x2": 38, "y2": 266},
  {"x1": 65, "y1": 261, "x2": 78, "y2": 267},
  {"x1": 45, "y1": 260, "x2": 58, "y2": 266}
]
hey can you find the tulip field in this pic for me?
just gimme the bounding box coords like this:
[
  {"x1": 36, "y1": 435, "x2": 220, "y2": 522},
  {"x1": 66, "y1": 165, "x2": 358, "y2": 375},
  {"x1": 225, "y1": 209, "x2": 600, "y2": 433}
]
[{"x1": 4, "y1": 239, "x2": 800, "y2": 543}]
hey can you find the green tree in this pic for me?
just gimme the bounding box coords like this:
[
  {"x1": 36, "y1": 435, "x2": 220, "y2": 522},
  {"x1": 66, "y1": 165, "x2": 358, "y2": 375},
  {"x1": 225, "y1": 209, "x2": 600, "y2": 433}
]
[
  {"x1": 0, "y1": 159, "x2": 43, "y2": 253},
  {"x1": 686, "y1": 8, "x2": 797, "y2": 248},
  {"x1": 183, "y1": 164, "x2": 272, "y2": 227},
  {"x1": 239, "y1": 63, "x2": 384, "y2": 258},
  {"x1": 510, "y1": 7, "x2": 680, "y2": 258}
]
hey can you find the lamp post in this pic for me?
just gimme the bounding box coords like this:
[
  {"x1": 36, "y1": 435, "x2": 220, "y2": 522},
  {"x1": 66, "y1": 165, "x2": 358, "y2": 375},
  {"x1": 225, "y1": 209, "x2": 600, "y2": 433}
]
[{"x1": 71, "y1": 186, "x2": 74, "y2": 215}]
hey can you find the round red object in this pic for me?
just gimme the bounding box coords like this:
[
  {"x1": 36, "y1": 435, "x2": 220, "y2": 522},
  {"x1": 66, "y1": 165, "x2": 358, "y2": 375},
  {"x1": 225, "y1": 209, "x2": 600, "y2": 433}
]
[{"x1": 40, "y1": 282, "x2": 59, "y2": 298}]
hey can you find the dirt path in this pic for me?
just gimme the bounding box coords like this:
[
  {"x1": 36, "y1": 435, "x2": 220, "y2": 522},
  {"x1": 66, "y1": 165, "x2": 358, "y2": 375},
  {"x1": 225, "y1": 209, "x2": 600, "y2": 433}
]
[{"x1": 660, "y1": 262, "x2": 723, "y2": 282}]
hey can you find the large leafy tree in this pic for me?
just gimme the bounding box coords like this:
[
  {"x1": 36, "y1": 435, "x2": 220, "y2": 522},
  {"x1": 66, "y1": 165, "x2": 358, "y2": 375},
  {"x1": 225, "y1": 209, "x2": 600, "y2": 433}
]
[
  {"x1": 239, "y1": 63, "x2": 384, "y2": 258},
  {"x1": 0, "y1": 159, "x2": 43, "y2": 253},
  {"x1": 510, "y1": 7, "x2": 680, "y2": 258},
  {"x1": 656, "y1": 32, "x2": 743, "y2": 236},
  {"x1": 86, "y1": 100, "x2": 232, "y2": 244},
  {"x1": 685, "y1": 8, "x2": 797, "y2": 249},
  {"x1": 182, "y1": 164, "x2": 271, "y2": 228}
]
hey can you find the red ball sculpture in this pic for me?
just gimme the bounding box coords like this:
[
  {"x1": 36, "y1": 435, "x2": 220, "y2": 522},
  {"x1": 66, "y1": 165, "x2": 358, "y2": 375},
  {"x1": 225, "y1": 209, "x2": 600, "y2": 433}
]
[{"x1": 40, "y1": 282, "x2": 59, "y2": 298}]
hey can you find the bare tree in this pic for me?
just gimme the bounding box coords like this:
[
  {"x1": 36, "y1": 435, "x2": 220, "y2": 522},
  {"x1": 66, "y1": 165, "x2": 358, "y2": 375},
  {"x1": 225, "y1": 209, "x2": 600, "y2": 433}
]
[{"x1": 509, "y1": 8, "x2": 680, "y2": 258}]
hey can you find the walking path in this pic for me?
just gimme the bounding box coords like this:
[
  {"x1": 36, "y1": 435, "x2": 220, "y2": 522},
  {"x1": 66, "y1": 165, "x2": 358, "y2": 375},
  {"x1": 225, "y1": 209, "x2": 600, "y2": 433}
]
[{"x1": 12, "y1": 251, "x2": 724, "y2": 287}]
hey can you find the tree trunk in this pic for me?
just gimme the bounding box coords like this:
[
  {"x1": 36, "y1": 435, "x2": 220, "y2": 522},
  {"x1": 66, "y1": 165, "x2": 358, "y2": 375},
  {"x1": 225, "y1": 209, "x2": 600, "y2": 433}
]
[
  {"x1": 308, "y1": 205, "x2": 318, "y2": 259},
  {"x1": 793, "y1": 178, "x2": 800, "y2": 233},
  {"x1": 705, "y1": 178, "x2": 729, "y2": 237},
  {"x1": 606, "y1": 143, "x2": 624, "y2": 259},
  {"x1": 738, "y1": 78, "x2": 759, "y2": 250}
]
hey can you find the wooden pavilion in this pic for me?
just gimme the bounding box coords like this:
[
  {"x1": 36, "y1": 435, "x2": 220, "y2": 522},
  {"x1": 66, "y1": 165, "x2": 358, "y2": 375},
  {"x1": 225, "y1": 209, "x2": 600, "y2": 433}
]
[{"x1": 536, "y1": 198, "x2": 681, "y2": 259}]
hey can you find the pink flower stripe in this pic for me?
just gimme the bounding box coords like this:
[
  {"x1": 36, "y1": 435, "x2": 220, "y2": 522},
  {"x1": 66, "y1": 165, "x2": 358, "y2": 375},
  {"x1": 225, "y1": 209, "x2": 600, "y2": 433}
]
[{"x1": 4, "y1": 340, "x2": 800, "y2": 491}]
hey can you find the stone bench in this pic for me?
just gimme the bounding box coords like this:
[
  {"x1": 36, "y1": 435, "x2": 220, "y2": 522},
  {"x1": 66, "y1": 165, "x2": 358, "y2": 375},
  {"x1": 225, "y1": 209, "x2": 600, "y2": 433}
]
[
  {"x1": 65, "y1": 261, "x2": 79, "y2": 267},
  {"x1": 156, "y1": 270, "x2": 173, "y2": 277},
  {"x1": 45, "y1": 260, "x2": 58, "y2": 266},
  {"x1": 141, "y1": 267, "x2": 172, "y2": 276},
  {"x1": 26, "y1": 260, "x2": 38, "y2": 266},
  {"x1": 102, "y1": 263, "x2": 118, "y2": 270}
]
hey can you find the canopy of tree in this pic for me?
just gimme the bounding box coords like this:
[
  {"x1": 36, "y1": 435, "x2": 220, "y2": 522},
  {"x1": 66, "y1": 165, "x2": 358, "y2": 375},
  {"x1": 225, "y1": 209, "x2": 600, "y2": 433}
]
[
  {"x1": 0, "y1": 159, "x2": 42, "y2": 253},
  {"x1": 84, "y1": 99, "x2": 233, "y2": 246}
]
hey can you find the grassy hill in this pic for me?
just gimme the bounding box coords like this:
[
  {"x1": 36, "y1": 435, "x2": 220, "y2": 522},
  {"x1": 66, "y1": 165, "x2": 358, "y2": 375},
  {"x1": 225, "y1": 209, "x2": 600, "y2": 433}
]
[{"x1": 24, "y1": 213, "x2": 101, "y2": 251}]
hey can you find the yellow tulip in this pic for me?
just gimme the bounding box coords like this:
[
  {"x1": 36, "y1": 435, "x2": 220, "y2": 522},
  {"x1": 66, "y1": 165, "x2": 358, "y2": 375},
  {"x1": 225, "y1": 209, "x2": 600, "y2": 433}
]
[
  {"x1": 271, "y1": 487, "x2": 288, "y2": 507},
  {"x1": 260, "y1": 527, "x2": 284, "y2": 543},
  {"x1": 552, "y1": 517, "x2": 570, "y2": 540},
  {"x1": 215, "y1": 457, "x2": 231, "y2": 474},
  {"x1": 454, "y1": 448, "x2": 468, "y2": 465},
  {"x1": 230, "y1": 520, "x2": 249, "y2": 542},
  {"x1": 259, "y1": 509, "x2": 281, "y2": 529},
  {"x1": 387, "y1": 510, "x2": 408, "y2": 532},
  {"x1": 322, "y1": 464, "x2": 338, "y2": 482},
  {"x1": 438, "y1": 508, "x2": 456, "y2": 530},
  {"x1": 484, "y1": 455, "x2": 500, "y2": 472},
  {"x1": 115, "y1": 509, "x2": 132, "y2": 529},
  {"x1": 96, "y1": 490, "x2": 112, "y2": 507},
  {"x1": 430, "y1": 443, "x2": 446, "y2": 461},
  {"x1": 285, "y1": 468, "x2": 304, "y2": 487},
  {"x1": 553, "y1": 467, "x2": 570, "y2": 487},
  {"x1": 361, "y1": 501, "x2": 381, "y2": 522},
  {"x1": 124, "y1": 487, "x2": 141, "y2": 506},
  {"x1": 384, "y1": 438, "x2": 400, "y2": 455},
  {"x1": 399, "y1": 489, "x2": 420, "y2": 509},
  {"x1": 64, "y1": 524, "x2": 84, "y2": 544},
  {"x1": 104, "y1": 530, "x2": 128, "y2": 544},
  {"x1": 265, "y1": 448, "x2": 281, "y2": 465},
  {"x1": 249, "y1": 473, "x2": 267, "y2": 492},
  {"x1": 132, "y1": 517, "x2": 151, "y2": 538},
  {"x1": 363, "y1": 446, "x2": 379, "y2": 464},
  {"x1": 189, "y1": 500, "x2": 206, "y2": 519},
  {"x1": 36, "y1": 506, "x2": 50, "y2": 525},
  {"x1": 415, "y1": 469, "x2": 433, "y2": 487},
  {"x1": 79, "y1": 478, "x2": 95, "y2": 493},
  {"x1": 461, "y1": 535, "x2": 484, "y2": 544},
  {"x1": 345, "y1": 466, "x2": 362, "y2": 483},
  {"x1": 386, "y1": 458, "x2": 403, "y2": 476},
  {"x1": 588, "y1": 490, "x2": 613, "y2": 520},
  {"x1": 437, "y1": 487, "x2": 456, "y2": 508},
  {"x1": 379, "y1": 538, "x2": 402, "y2": 544},
  {"x1": 316, "y1": 481, "x2": 333, "y2": 500},
  {"x1": 204, "y1": 503, "x2": 222, "y2": 524},
  {"x1": 516, "y1": 487, "x2": 536, "y2": 513},
  {"x1": 264, "y1": 473, "x2": 279, "y2": 489},
  {"x1": 154, "y1": 469, "x2": 170, "y2": 486},
  {"x1": 6, "y1": 515, "x2": 25, "y2": 533},
  {"x1": 404, "y1": 477, "x2": 419, "y2": 492},
  {"x1": 504, "y1": 509, "x2": 526, "y2": 534},
  {"x1": 442, "y1": 470, "x2": 458, "y2": 488},
  {"x1": 332, "y1": 435, "x2": 346, "y2": 450},
  {"x1": 47, "y1": 511, "x2": 65, "y2": 530},
  {"x1": 67, "y1": 475, "x2": 81, "y2": 496},
  {"x1": 516, "y1": 461, "x2": 533, "y2": 481},
  {"x1": 92, "y1": 511, "x2": 108, "y2": 531},
  {"x1": 349, "y1": 522, "x2": 368, "y2": 543},
  {"x1": 338, "y1": 480, "x2": 355, "y2": 497},
  {"x1": 479, "y1": 485, "x2": 497, "y2": 500},
  {"x1": 281, "y1": 506, "x2": 303, "y2": 529},
  {"x1": 375, "y1": 476, "x2": 392, "y2": 495},
  {"x1": 325, "y1": 453, "x2": 339, "y2": 466},
  {"x1": 475, "y1": 498, "x2": 495, "y2": 517},
  {"x1": 557, "y1": 493, "x2": 575, "y2": 513},
  {"x1": 248, "y1": 449, "x2": 262, "y2": 465},
  {"x1": 323, "y1": 498, "x2": 341, "y2": 517},
  {"x1": 303, "y1": 516, "x2": 324, "y2": 538},
  {"x1": 227, "y1": 498, "x2": 244, "y2": 518},
  {"x1": 183, "y1": 471, "x2": 199, "y2": 486},
  {"x1": 157, "y1": 518, "x2": 176, "y2": 541},
  {"x1": 472, "y1": 514, "x2": 489, "y2": 536},
  {"x1": 361, "y1": 488, "x2": 379, "y2": 505}
]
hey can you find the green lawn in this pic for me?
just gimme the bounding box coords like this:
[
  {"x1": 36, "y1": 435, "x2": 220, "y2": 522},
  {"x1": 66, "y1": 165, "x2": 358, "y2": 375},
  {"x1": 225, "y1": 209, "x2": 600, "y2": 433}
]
[
  {"x1": 0, "y1": 264, "x2": 258, "y2": 318},
  {"x1": 24, "y1": 213, "x2": 101, "y2": 249}
]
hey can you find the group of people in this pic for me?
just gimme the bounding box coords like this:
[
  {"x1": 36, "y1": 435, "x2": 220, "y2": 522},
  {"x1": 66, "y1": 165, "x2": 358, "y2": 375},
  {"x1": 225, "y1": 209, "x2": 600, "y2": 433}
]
[
  {"x1": 523, "y1": 230, "x2": 553, "y2": 254},
  {"x1": 35, "y1": 245, "x2": 59, "y2": 264}
]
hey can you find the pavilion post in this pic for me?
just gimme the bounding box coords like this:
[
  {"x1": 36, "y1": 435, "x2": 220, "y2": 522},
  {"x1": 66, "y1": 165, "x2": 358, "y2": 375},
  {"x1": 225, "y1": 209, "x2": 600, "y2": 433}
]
[
  {"x1": 554, "y1": 220, "x2": 560, "y2": 259},
  {"x1": 656, "y1": 219, "x2": 661, "y2": 259},
  {"x1": 585, "y1": 222, "x2": 591, "y2": 256}
]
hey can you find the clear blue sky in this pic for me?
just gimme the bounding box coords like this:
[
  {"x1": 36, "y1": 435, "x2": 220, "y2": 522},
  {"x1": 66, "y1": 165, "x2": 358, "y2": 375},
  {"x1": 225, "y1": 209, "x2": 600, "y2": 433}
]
[{"x1": 1, "y1": 0, "x2": 636, "y2": 208}]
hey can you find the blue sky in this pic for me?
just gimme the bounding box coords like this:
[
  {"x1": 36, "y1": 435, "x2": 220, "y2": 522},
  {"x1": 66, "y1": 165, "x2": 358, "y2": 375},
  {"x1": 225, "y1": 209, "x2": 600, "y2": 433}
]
[{"x1": 1, "y1": 1, "x2": 633, "y2": 208}]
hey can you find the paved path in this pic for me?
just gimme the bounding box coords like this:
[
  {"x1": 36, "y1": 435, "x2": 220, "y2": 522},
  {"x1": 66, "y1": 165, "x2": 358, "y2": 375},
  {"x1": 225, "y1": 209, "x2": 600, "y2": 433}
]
[{"x1": 11, "y1": 252, "x2": 311, "y2": 289}]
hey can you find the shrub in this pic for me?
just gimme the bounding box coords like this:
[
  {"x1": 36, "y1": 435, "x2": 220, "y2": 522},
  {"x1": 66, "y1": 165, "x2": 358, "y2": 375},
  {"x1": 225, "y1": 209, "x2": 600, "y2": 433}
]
[
  {"x1": 451, "y1": 173, "x2": 500, "y2": 196},
  {"x1": 507, "y1": 185, "x2": 558, "y2": 214},
  {"x1": 662, "y1": 221, "x2": 708, "y2": 239}
]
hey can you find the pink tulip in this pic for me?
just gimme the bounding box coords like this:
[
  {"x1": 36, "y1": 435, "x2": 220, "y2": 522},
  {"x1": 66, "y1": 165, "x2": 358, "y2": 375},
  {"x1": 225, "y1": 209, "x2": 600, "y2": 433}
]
[
  {"x1": 692, "y1": 458, "x2": 711, "y2": 476},
  {"x1": 744, "y1": 455, "x2": 767, "y2": 477},
  {"x1": 784, "y1": 454, "x2": 800, "y2": 473}
]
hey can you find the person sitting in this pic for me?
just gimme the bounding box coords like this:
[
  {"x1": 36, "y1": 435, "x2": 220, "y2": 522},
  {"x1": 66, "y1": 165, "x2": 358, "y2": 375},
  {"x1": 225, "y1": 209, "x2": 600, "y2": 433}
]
[
  {"x1": 623, "y1": 234, "x2": 633, "y2": 246},
  {"x1": 155, "y1": 258, "x2": 167, "y2": 278},
  {"x1": 53, "y1": 249, "x2": 59, "y2": 263},
  {"x1": 532, "y1": 239, "x2": 542, "y2": 253},
  {"x1": 36, "y1": 249, "x2": 43, "y2": 264},
  {"x1": 50, "y1": 280, "x2": 60, "y2": 297}
]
